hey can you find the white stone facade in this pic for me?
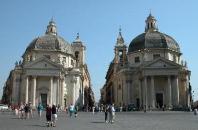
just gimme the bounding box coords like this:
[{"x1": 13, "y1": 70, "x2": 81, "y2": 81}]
[
  {"x1": 101, "y1": 14, "x2": 191, "y2": 110},
  {"x1": 2, "y1": 20, "x2": 92, "y2": 109}
]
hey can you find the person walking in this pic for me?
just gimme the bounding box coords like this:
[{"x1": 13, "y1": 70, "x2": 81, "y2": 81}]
[
  {"x1": 24, "y1": 103, "x2": 30, "y2": 119},
  {"x1": 92, "y1": 106, "x2": 95, "y2": 115},
  {"x1": 46, "y1": 104, "x2": 52, "y2": 127},
  {"x1": 19, "y1": 103, "x2": 25, "y2": 119},
  {"x1": 74, "y1": 106, "x2": 78, "y2": 117},
  {"x1": 108, "y1": 104, "x2": 115, "y2": 123},
  {"x1": 29, "y1": 102, "x2": 33, "y2": 118},
  {"x1": 69, "y1": 104, "x2": 74, "y2": 117},
  {"x1": 51, "y1": 105, "x2": 57, "y2": 127},
  {"x1": 111, "y1": 104, "x2": 116, "y2": 123},
  {"x1": 37, "y1": 103, "x2": 43, "y2": 118},
  {"x1": 104, "y1": 105, "x2": 108, "y2": 123}
]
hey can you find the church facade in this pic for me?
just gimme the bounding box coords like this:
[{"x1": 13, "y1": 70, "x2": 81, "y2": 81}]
[
  {"x1": 2, "y1": 20, "x2": 94, "y2": 109},
  {"x1": 101, "y1": 14, "x2": 191, "y2": 110}
]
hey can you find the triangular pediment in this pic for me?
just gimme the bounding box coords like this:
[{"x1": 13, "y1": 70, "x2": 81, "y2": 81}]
[
  {"x1": 144, "y1": 57, "x2": 181, "y2": 69},
  {"x1": 24, "y1": 57, "x2": 62, "y2": 70}
]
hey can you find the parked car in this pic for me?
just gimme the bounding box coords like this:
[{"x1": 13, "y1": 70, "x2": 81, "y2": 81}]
[
  {"x1": 0, "y1": 104, "x2": 9, "y2": 110},
  {"x1": 127, "y1": 104, "x2": 138, "y2": 111}
]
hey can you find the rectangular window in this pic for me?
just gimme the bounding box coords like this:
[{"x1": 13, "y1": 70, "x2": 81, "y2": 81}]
[
  {"x1": 153, "y1": 54, "x2": 160, "y2": 59},
  {"x1": 63, "y1": 57, "x2": 66, "y2": 63},
  {"x1": 135, "y1": 57, "x2": 140, "y2": 63},
  {"x1": 44, "y1": 55, "x2": 50, "y2": 59},
  {"x1": 71, "y1": 59, "x2": 74, "y2": 66}
]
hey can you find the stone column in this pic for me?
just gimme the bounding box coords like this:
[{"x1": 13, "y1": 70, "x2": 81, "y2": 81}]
[
  {"x1": 50, "y1": 77, "x2": 53, "y2": 106},
  {"x1": 73, "y1": 78, "x2": 76, "y2": 105},
  {"x1": 127, "y1": 82, "x2": 130, "y2": 105},
  {"x1": 175, "y1": 76, "x2": 179, "y2": 106},
  {"x1": 61, "y1": 78, "x2": 64, "y2": 107},
  {"x1": 82, "y1": 86, "x2": 84, "y2": 106},
  {"x1": 186, "y1": 75, "x2": 190, "y2": 108},
  {"x1": 150, "y1": 76, "x2": 155, "y2": 109},
  {"x1": 111, "y1": 85, "x2": 113, "y2": 104},
  {"x1": 72, "y1": 76, "x2": 77, "y2": 105},
  {"x1": 56, "y1": 78, "x2": 59, "y2": 105},
  {"x1": 167, "y1": 76, "x2": 172, "y2": 109},
  {"x1": 25, "y1": 76, "x2": 29, "y2": 103},
  {"x1": 59, "y1": 78, "x2": 62, "y2": 106},
  {"x1": 32, "y1": 76, "x2": 37, "y2": 107},
  {"x1": 138, "y1": 80, "x2": 142, "y2": 109},
  {"x1": 143, "y1": 76, "x2": 148, "y2": 110}
]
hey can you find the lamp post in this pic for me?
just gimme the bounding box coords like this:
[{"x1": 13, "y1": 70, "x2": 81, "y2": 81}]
[{"x1": 192, "y1": 90, "x2": 194, "y2": 109}]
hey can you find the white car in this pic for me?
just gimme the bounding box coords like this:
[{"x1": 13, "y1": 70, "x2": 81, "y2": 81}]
[{"x1": 0, "y1": 104, "x2": 9, "y2": 110}]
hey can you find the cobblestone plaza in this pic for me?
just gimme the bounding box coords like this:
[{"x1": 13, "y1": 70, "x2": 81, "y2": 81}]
[{"x1": 0, "y1": 111, "x2": 197, "y2": 130}]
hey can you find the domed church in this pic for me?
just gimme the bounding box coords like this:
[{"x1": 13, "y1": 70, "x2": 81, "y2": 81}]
[
  {"x1": 2, "y1": 19, "x2": 94, "y2": 109},
  {"x1": 101, "y1": 14, "x2": 191, "y2": 110}
]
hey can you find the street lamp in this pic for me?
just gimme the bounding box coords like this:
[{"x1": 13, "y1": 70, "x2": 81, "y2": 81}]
[{"x1": 192, "y1": 90, "x2": 195, "y2": 108}]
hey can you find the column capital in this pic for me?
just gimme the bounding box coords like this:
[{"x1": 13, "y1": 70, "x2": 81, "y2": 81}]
[
  {"x1": 59, "y1": 75, "x2": 65, "y2": 80},
  {"x1": 32, "y1": 76, "x2": 37, "y2": 79}
]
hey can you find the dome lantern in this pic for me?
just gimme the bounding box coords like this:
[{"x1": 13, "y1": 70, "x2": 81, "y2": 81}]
[
  {"x1": 145, "y1": 13, "x2": 158, "y2": 32},
  {"x1": 45, "y1": 18, "x2": 57, "y2": 35}
]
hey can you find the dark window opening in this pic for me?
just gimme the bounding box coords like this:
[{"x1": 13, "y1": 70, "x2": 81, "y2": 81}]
[
  {"x1": 44, "y1": 55, "x2": 50, "y2": 59},
  {"x1": 119, "y1": 51, "x2": 123, "y2": 63},
  {"x1": 153, "y1": 54, "x2": 160, "y2": 59},
  {"x1": 63, "y1": 57, "x2": 66, "y2": 64},
  {"x1": 75, "y1": 51, "x2": 79, "y2": 60},
  {"x1": 71, "y1": 59, "x2": 74, "y2": 66},
  {"x1": 135, "y1": 57, "x2": 140, "y2": 63}
]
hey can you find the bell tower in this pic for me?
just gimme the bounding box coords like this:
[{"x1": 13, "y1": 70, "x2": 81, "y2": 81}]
[
  {"x1": 114, "y1": 28, "x2": 127, "y2": 65},
  {"x1": 72, "y1": 33, "x2": 86, "y2": 67}
]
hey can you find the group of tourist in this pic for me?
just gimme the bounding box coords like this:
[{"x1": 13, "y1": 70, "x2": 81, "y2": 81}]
[
  {"x1": 17, "y1": 102, "x2": 33, "y2": 119},
  {"x1": 12, "y1": 102, "x2": 117, "y2": 128},
  {"x1": 45, "y1": 104, "x2": 57, "y2": 127},
  {"x1": 104, "y1": 104, "x2": 116, "y2": 123}
]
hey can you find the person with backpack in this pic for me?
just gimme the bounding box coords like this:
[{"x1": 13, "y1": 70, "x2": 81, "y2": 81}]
[{"x1": 69, "y1": 103, "x2": 74, "y2": 117}]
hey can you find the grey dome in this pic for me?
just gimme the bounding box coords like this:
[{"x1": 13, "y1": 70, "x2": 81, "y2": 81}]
[
  {"x1": 128, "y1": 31, "x2": 180, "y2": 53},
  {"x1": 26, "y1": 34, "x2": 73, "y2": 54}
]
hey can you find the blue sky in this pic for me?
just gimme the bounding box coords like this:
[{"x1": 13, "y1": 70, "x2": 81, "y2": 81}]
[{"x1": 0, "y1": 0, "x2": 197, "y2": 101}]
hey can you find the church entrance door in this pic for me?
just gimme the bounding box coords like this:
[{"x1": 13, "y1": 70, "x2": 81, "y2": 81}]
[
  {"x1": 156, "y1": 93, "x2": 163, "y2": 108},
  {"x1": 41, "y1": 94, "x2": 47, "y2": 109}
]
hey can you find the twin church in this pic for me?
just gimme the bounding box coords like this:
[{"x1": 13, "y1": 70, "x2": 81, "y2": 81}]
[
  {"x1": 101, "y1": 14, "x2": 191, "y2": 110},
  {"x1": 2, "y1": 19, "x2": 94, "y2": 109},
  {"x1": 2, "y1": 13, "x2": 191, "y2": 110}
]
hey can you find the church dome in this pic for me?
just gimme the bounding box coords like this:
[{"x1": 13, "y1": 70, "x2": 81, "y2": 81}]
[
  {"x1": 128, "y1": 14, "x2": 180, "y2": 53},
  {"x1": 25, "y1": 19, "x2": 73, "y2": 55}
]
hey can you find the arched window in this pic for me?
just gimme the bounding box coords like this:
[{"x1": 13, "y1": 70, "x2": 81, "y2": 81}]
[{"x1": 75, "y1": 51, "x2": 79, "y2": 60}]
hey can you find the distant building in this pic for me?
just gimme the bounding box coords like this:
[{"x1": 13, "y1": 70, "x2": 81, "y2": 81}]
[
  {"x1": 101, "y1": 14, "x2": 191, "y2": 110},
  {"x1": 2, "y1": 19, "x2": 94, "y2": 108}
]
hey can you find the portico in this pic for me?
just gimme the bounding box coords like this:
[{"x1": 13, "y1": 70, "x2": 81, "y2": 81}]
[
  {"x1": 24, "y1": 75, "x2": 64, "y2": 107},
  {"x1": 141, "y1": 72, "x2": 180, "y2": 110}
]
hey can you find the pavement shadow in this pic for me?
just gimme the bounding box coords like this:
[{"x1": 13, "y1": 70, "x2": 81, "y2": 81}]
[
  {"x1": 26, "y1": 124, "x2": 46, "y2": 127},
  {"x1": 11, "y1": 117, "x2": 19, "y2": 119},
  {"x1": 91, "y1": 121, "x2": 105, "y2": 124}
]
